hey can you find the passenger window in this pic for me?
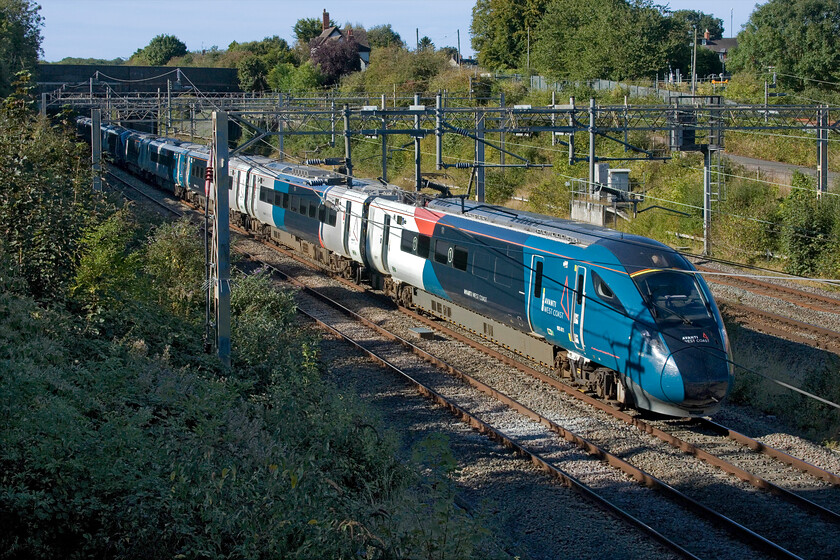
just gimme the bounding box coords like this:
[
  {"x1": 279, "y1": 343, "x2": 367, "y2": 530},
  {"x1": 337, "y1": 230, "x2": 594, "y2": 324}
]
[
  {"x1": 290, "y1": 195, "x2": 299, "y2": 213},
  {"x1": 434, "y1": 240, "x2": 451, "y2": 264},
  {"x1": 453, "y1": 246, "x2": 468, "y2": 271},
  {"x1": 400, "y1": 230, "x2": 414, "y2": 253},
  {"x1": 318, "y1": 205, "x2": 326, "y2": 222},
  {"x1": 416, "y1": 234, "x2": 430, "y2": 258},
  {"x1": 281, "y1": 193, "x2": 289, "y2": 209},
  {"x1": 308, "y1": 202, "x2": 316, "y2": 218}
]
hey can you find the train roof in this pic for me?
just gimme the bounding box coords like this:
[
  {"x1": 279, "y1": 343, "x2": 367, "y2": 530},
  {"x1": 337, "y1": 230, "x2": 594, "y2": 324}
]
[{"x1": 426, "y1": 197, "x2": 665, "y2": 250}]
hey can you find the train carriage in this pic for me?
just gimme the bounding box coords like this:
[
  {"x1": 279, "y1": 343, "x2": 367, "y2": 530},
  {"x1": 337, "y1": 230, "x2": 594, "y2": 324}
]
[{"x1": 79, "y1": 116, "x2": 733, "y2": 418}]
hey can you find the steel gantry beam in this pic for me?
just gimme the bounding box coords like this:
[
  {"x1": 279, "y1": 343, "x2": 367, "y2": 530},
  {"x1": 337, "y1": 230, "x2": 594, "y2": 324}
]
[{"x1": 64, "y1": 89, "x2": 839, "y2": 254}]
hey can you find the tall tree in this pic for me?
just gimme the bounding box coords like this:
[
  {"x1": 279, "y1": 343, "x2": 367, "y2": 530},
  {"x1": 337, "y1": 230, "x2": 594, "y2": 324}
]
[
  {"x1": 726, "y1": 0, "x2": 840, "y2": 91},
  {"x1": 136, "y1": 34, "x2": 188, "y2": 66},
  {"x1": 0, "y1": 73, "x2": 96, "y2": 300},
  {"x1": 532, "y1": 0, "x2": 677, "y2": 81},
  {"x1": 0, "y1": 0, "x2": 42, "y2": 96},
  {"x1": 470, "y1": 0, "x2": 550, "y2": 70},
  {"x1": 367, "y1": 24, "x2": 402, "y2": 48},
  {"x1": 293, "y1": 16, "x2": 333, "y2": 45},
  {"x1": 417, "y1": 36, "x2": 434, "y2": 52}
]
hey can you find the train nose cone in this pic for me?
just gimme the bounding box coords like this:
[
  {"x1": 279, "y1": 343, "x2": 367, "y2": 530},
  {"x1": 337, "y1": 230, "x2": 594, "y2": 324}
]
[{"x1": 663, "y1": 346, "x2": 731, "y2": 408}]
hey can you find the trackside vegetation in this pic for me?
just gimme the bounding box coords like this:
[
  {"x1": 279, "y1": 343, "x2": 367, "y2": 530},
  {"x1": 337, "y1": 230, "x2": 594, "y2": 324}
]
[{"x1": 0, "y1": 76, "x2": 497, "y2": 559}]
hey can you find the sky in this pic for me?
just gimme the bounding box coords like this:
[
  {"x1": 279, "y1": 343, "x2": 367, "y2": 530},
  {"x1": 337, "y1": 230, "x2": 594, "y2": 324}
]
[{"x1": 38, "y1": 0, "x2": 761, "y2": 63}]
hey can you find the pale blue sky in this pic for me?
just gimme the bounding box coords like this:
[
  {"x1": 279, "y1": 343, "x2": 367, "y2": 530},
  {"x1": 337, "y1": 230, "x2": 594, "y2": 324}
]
[{"x1": 38, "y1": 0, "x2": 760, "y2": 62}]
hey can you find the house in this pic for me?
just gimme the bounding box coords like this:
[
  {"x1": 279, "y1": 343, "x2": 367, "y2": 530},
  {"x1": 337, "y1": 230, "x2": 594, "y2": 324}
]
[
  {"x1": 313, "y1": 9, "x2": 371, "y2": 70},
  {"x1": 448, "y1": 53, "x2": 477, "y2": 68},
  {"x1": 701, "y1": 29, "x2": 737, "y2": 70}
]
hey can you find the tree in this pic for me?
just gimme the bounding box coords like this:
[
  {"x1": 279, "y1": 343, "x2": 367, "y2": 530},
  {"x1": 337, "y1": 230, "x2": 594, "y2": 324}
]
[
  {"x1": 532, "y1": 0, "x2": 677, "y2": 81},
  {"x1": 470, "y1": 0, "x2": 550, "y2": 70},
  {"x1": 670, "y1": 9, "x2": 725, "y2": 40},
  {"x1": 293, "y1": 16, "x2": 333, "y2": 45},
  {"x1": 417, "y1": 36, "x2": 434, "y2": 52},
  {"x1": 237, "y1": 54, "x2": 269, "y2": 91},
  {"x1": 726, "y1": 0, "x2": 840, "y2": 91},
  {"x1": 367, "y1": 24, "x2": 402, "y2": 48},
  {"x1": 138, "y1": 34, "x2": 187, "y2": 66},
  {"x1": 0, "y1": 73, "x2": 96, "y2": 300},
  {"x1": 0, "y1": 0, "x2": 43, "y2": 96},
  {"x1": 309, "y1": 37, "x2": 359, "y2": 85}
]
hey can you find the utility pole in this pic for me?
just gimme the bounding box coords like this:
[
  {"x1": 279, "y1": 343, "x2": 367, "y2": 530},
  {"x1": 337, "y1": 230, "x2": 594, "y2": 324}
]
[
  {"x1": 703, "y1": 148, "x2": 712, "y2": 255},
  {"x1": 277, "y1": 92, "x2": 284, "y2": 160},
  {"x1": 381, "y1": 93, "x2": 388, "y2": 181},
  {"x1": 435, "y1": 92, "x2": 443, "y2": 170},
  {"x1": 476, "y1": 110, "x2": 485, "y2": 202},
  {"x1": 211, "y1": 111, "x2": 231, "y2": 367},
  {"x1": 818, "y1": 105, "x2": 829, "y2": 197},
  {"x1": 691, "y1": 25, "x2": 697, "y2": 96},
  {"x1": 588, "y1": 98, "x2": 596, "y2": 194},
  {"x1": 413, "y1": 93, "x2": 422, "y2": 192},
  {"x1": 91, "y1": 108, "x2": 102, "y2": 192},
  {"x1": 343, "y1": 104, "x2": 353, "y2": 180}
]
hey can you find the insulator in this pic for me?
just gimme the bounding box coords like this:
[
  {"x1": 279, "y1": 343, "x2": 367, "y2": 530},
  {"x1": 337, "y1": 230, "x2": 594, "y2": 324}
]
[
  {"x1": 303, "y1": 159, "x2": 324, "y2": 165},
  {"x1": 205, "y1": 166, "x2": 213, "y2": 181},
  {"x1": 449, "y1": 126, "x2": 471, "y2": 137},
  {"x1": 453, "y1": 162, "x2": 473, "y2": 169}
]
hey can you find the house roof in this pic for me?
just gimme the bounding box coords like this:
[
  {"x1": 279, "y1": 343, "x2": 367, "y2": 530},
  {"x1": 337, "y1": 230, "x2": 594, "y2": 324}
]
[
  {"x1": 315, "y1": 26, "x2": 370, "y2": 51},
  {"x1": 701, "y1": 37, "x2": 737, "y2": 54}
]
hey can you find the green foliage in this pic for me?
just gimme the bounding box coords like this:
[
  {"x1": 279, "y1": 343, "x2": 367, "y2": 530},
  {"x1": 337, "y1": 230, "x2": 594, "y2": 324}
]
[
  {"x1": 132, "y1": 34, "x2": 188, "y2": 66},
  {"x1": 470, "y1": 0, "x2": 550, "y2": 70},
  {"x1": 143, "y1": 218, "x2": 205, "y2": 317},
  {"x1": 294, "y1": 17, "x2": 331, "y2": 45},
  {"x1": 0, "y1": 74, "x2": 98, "y2": 301},
  {"x1": 237, "y1": 53, "x2": 269, "y2": 91},
  {"x1": 670, "y1": 9, "x2": 725, "y2": 40},
  {"x1": 70, "y1": 207, "x2": 143, "y2": 316},
  {"x1": 0, "y1": 211, "x2": 495, "y2": 558},
  {"x1": 778, "y1": 175, "x2": 836, "y2": 276},
  {"x1": 367, "y1": 24, "x2": 402, "y2": 48},
  {"x1": 532, "y1": 0, "x2": 679, "y2": 81},
  {"x1": 0, "y1": 0, "x2": 42, "y2": 96},
  {"x1": 417, "y1": 36, "x2": 434, "y2": 52},
  {"x1": 267, "y1": 61, "x2": 324, "y2": 92},
  {"x1": 727, "y1": 0, "x2": 840, "y2": 91},
  {"x1": 346, "y1": 45, "x2": 448, "y2": 96},
  {"x1": 53, "y1": 56, "x2": 126, "y2": 65}
]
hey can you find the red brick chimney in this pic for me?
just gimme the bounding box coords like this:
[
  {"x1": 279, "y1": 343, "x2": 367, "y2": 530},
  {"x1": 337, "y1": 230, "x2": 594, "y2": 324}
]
[
  {"x1": 348, "y1": 28, "x2": 354, "y2": 41},
  {"x1": 322, "y1": 9, "x2": 329, "y2": 31},
  {"x1": 704, "y1": 29, "x2": 710, "y2": 40}
]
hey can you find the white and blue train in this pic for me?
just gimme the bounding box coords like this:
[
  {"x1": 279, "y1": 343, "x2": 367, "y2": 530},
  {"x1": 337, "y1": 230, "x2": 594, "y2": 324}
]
[{"x1": 79, "y1": 117, "x2": 733, "y2": 417}]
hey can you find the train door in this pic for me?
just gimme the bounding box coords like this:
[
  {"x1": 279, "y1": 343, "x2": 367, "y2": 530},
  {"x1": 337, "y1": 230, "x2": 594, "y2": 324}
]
[
  {"x1": 527, "y1": 255, "x2": 545, "y2": 334},
  {"x1": 571, "y1": 265, "x2": 587, "y2": 351},
  {"x1": 342, "y1": 200, "x2": 352, "y2": 256},
  {"x1": 247, "y1": 175, "x2": 258, "y2": 216},
  {"x1": 238, "y1": 169, "x2": 250, "y2": 212},
  {"x1": 381, "y1": 214, "x2": 391, "y2": 272}
]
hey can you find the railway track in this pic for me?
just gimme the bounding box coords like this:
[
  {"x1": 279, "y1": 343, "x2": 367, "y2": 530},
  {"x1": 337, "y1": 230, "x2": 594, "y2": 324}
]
[
  {"x1": 115, "y1": 169, "x2": 840, "y2": 559},
  {"x1": 696, "y1": 263, "x2": 840, "y2": 354}
]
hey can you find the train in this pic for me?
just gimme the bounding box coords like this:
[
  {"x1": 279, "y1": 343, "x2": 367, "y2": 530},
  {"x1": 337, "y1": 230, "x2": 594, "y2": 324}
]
[{"x1": 77, "y1": 117, "x2": 734, "y2": 417}]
